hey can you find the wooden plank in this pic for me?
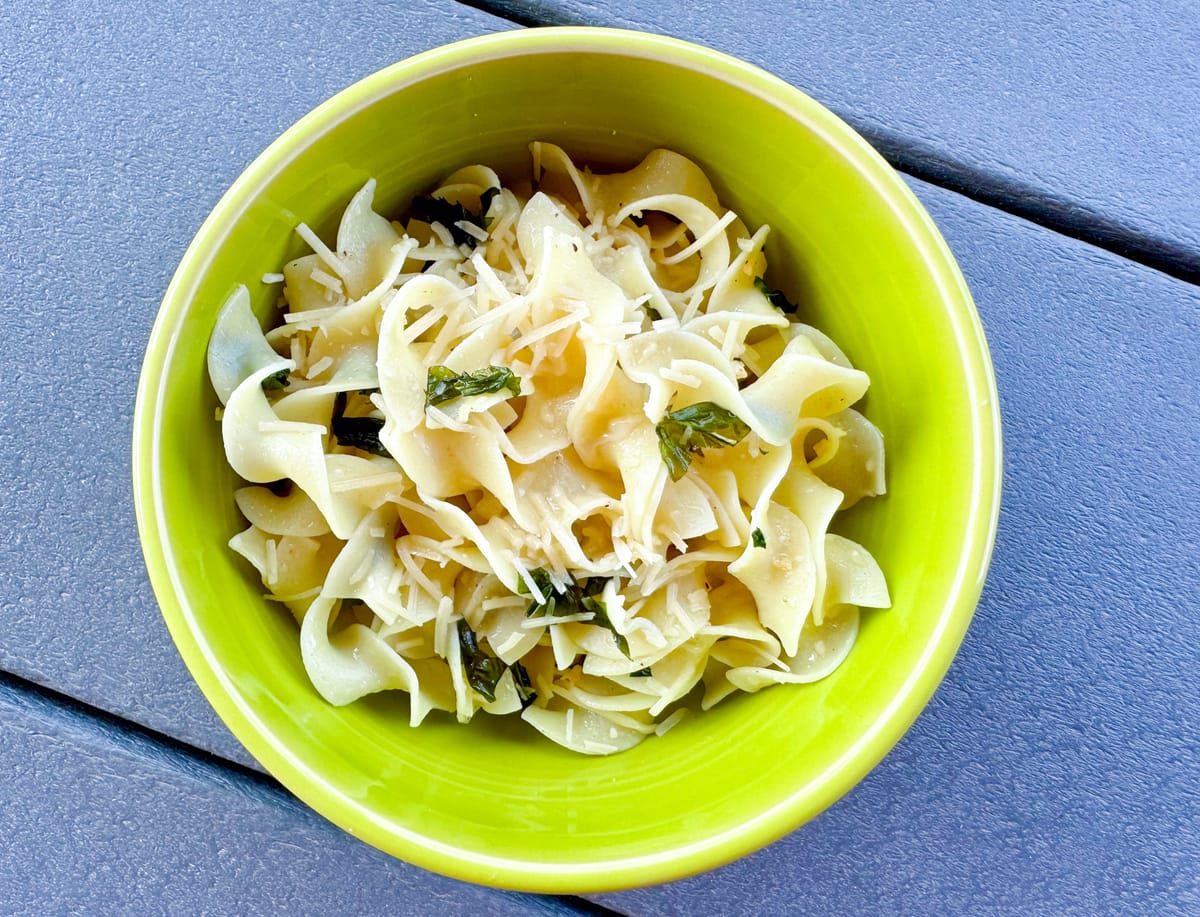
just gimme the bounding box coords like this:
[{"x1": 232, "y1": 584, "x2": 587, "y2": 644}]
[
  {"x1": 475, "y1": 0, "x2": 1200, "y2": 278},
  {"x1": 1, "y1": 0, "x2": 1197, "y2": 911},
  {"x1": 588, "y1": 177, "x2": 1200, "y2": 914},
  {"x1": 0, "y1": 678, "x2": 609, "y2": 916},
  {"x1": 0, "y1": 0, "x2": 514, "y2": 769}
]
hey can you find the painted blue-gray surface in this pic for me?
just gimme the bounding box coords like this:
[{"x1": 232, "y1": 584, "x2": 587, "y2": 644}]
[
  {"x1": 0, "y1": 678, "x2": 601, "y2": 917},
  {"x1": 591, "y1": 178, "x2": 1200, "y2": 915},
  {"x1": 478, "y1": 0, "x2": 1200, "y2": 278},
  {"x1": 2, "y1": 0, "x2": 1198, "y2": 913},
  {"x1": 0, "y1": 0, "x2": 511, "y2": 769}
]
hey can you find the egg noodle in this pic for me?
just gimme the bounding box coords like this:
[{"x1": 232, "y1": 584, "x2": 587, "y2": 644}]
[{"x1": 206, "y1": 143, "x2": 889, "y2": 755}]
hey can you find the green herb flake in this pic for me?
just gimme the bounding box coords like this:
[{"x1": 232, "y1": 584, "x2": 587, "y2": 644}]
[
  {"x1": 479, "y1": 186, "x2": 501, "y2": 227},
  {"x1": 582, "y1": 593, "x2": 630, "y2": 657},
  {"x1": 655, "y1": 402, "x2": 751, "y2": 481},
  {"x1": 456, "y1": 619, "x2": 507, "y2": 703},
  {"x1": 754, "y1": 277, "x2": 799, "y2": 314},
  {"x1": 408, "y1": 193, "x2": 491, "y2": 248},
  {"x1": 751, "y1": 528, "x2": 767, "y2": 549},
  {"x1": 261, "y1": 369, "x2": 290, "y2": 391},
  {"x1": 519, "y1": 567, "x2": 557, "y2": 614},
  {"x1": 330, "y1": 416, "x2": 390, "y2": 457},
  {"x1": 510, "y1": 661, "x2": 537, "y2": 709},
  {"x1": 523, "y1": 572, "x2": 630, "y2": 658},
  {"x1": 426, "y1": 365, "x2": 521, "y2": 408},
  {"x1": 630, "y1": 667, "x2": 653, "y2": 677},
  {"x1": 329, "y1": 391, "x2": 390, "y2": 457}
]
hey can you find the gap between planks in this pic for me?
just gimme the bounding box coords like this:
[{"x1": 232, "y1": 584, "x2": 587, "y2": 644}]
[
  {"x1": 0, "y1": 667, "x2": 630, "y2": 917},
  {"x1": 452, "y1": 0, "x2": 1200, "y2": 287}
]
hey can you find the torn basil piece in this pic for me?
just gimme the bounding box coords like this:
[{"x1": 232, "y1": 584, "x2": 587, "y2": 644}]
[
  {"x1": 330, "y1": 416, "x2": 389, "y2": 457},
  {"x1": 641, "y1": 303, "x2": 663, "y2": 322},
  {"x1": 456, "y1": 619, "x2": 507, "y2": 703},
  {"x1": 754, "y1": 276, "x2": 799, "y2": 314},
  {"x1": 261, "y1": 368, "x2": 290, "y2": 391},
  {"x1": 519, "y1": 567, "x2": 558, "y2": 615},
  {"x1": 479, "y1": 186, "x2": 501, "y2": 227},
  {"x1": 522, "y1": 571, "x2": 631, "y2": 658},
  {"x1": 409, "y1": 187, "x2": 499, "y2": 248},
  {"x1": 510, "y1": 661, "x2": 537, "y2": 709},
  {"x1": 752, "y1": 528, "x2": 766, "y2": 549},
  {"x1": 330, "y1": 391, "x2": 391, "y2": 457},
  {"x1": 426, "y1": 365, "x2": 521, "y2": 408},
  {"x1": 655, "y1": 402, "x2": 751, "y2": 481},
  {"x1": 581, "y1": 593, "x2": 630, "y2": 658}
]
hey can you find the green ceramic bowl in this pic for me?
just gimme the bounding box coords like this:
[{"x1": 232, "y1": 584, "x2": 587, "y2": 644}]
[{"x1": 133, "y1": 27, "x2": 1001, "y2": 892}]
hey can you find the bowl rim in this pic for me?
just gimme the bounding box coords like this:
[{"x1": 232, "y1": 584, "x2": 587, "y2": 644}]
[{"x1": 132, "y1": 25, "x2": 1003, "y2": 892}]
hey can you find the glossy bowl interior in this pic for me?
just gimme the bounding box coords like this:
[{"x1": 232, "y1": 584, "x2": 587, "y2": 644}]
[{"x1": 133, "y1": 28, "x2": 1001, "y2": 892}]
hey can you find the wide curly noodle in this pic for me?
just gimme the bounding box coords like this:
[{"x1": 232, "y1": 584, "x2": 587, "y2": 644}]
[{"x1": 206, "y1": 143, "x2": 889, "y2": 755}]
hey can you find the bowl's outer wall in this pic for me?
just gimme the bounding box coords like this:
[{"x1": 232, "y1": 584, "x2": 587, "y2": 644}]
[{"x1": 137, "y1": 31, "x2": 999, "y2": 891}]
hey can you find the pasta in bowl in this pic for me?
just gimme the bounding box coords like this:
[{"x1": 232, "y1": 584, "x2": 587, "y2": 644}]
[
  {"x1": 135, "y1": 27, "x2": 999, "y2": 892},
  {"x1": 209, "y1": 144, "x2": 890, "y2": 755}
]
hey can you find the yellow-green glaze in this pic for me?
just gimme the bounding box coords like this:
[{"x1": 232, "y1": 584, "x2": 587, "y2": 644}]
[{"x1": 133, "y1": 28, "x2": 1001, "y2": 892}]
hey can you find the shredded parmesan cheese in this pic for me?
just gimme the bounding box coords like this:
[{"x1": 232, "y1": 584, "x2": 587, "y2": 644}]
[{"x1": 208, "y1": 142, "x2": 888, "y2": 756}]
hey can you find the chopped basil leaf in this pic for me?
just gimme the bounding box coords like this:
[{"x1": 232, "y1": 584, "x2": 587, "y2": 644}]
[
  {"x1": 519, "y1": 566, "x2": 558, "y2": 614},
  {"x1": 523, "y1": 569, "x2": 630, "y2": 658},
  {"x1": 582, "y1": 594, "x2": 630, "y2": 657},
  {"x1": 479, "y1": 186, "x2": 501, "y2": 227},
  {"x1": 655, "y1": 402, "x2": 751, "y2": 481},
  {"x1": 751, "y1": 528, "x2": 766, "y2": 549},
  {"x1": 630, "y1": 667, "x2": 653, "y2": 677},
  {"x1": 426, "y1": 365, "x2": 521, "y2": 407},
  {"x1": 510, "y1": 661, "x2": 537, "y2": 709},
  {"x1": 261, "y1": 369, "x2": 290, "y2": 391},
  {"x1": 330, "y1": 416, "x2": 389, "y2": 457},
  {"x1": 329, "y1": 391, "x2": 390, "y2": 457},
  {"x1": 456, "y1": 619, "x2": 507, "y2": 703},
  {"x1": 754, "y1": 277, "x2": 798, "y2": 314},
  {"x1": 408, "y1": 193, "x2": 491, "y2": 248},
  {"x1": 456, "y1": 620, "x2": 535, "y2": 706}
]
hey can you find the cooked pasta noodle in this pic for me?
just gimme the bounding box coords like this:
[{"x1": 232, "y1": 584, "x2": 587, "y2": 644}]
[{"x1": 207, "y1": 143, "x2": 889, "y2": 755}]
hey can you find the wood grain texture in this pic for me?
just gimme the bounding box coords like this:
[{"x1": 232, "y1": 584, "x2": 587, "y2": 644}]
[
  {"x1": 471, "y1": 0, "x2": 1200, "y2": 278},
  {"x1": 0, "y1": 679, "x2": 606, "y2": 917}
]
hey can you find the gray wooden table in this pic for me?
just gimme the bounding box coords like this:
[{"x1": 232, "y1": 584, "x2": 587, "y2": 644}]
[{"x1": 2, "y1": 1, "x2": 1197, "y2": 914}]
